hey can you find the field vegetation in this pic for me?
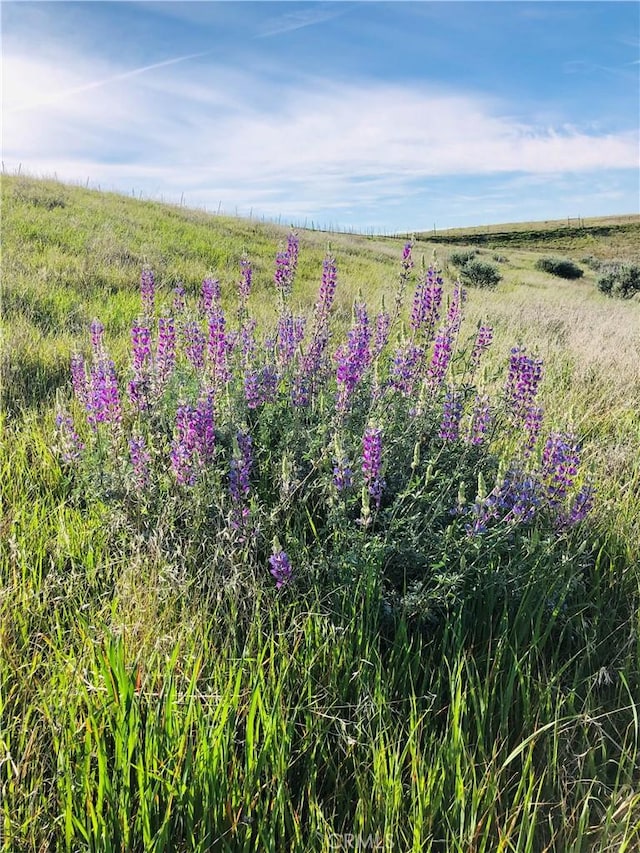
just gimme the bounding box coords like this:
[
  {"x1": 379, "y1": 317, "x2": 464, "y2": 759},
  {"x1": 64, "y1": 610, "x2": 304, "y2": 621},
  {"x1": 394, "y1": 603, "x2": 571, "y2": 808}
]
[{"x1": 2, "y1": 176, "x2": 639, "y2": 852}]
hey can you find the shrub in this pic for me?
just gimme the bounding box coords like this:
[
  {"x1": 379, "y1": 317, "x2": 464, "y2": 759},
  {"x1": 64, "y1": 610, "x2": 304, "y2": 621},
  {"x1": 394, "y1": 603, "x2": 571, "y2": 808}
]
[
  {"x1": 449, "y1": 249, "x2": 477, "y2": 267},
  {"x1": 53, "y1": 241, "x2": 594, "y2": 625},
  {"x1": 458, "y1": 258, "x2": 502, "y2": 289},
  {"x1": 597, "y1": 263, "x2": 640, "y2": 299},
  {"x1": 535, "y1": 257, "x2": 584, "y2": 280}
]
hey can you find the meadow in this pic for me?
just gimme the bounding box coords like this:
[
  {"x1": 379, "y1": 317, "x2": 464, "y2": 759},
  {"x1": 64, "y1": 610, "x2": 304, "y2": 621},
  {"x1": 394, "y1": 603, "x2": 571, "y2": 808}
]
[{"x1": 1, "y1": 175, "x2": 639, "y2": 852}]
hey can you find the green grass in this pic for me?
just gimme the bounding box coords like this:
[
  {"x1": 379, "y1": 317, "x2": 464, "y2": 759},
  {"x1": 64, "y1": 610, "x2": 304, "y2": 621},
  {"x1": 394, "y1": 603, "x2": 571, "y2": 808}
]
[{"x1": 2, "y1": 175, "x2": 639, "y2": 851}]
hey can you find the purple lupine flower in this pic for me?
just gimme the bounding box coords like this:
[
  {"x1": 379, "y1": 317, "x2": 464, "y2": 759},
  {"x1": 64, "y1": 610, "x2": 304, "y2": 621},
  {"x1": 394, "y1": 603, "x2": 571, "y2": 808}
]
[
  {"x1": 402, "y1": 241, "x2": 413, "y2": 273},
  {"x1": 523, "y1": 405, "x2": 544, "y2": 456},
  {"x1": 498, "y1": 470, "x2": 541, "y2": 524},
  {"x1": 315, "y1": 254, "x2": 338, "y2": 320},
  {"x1": 427, "y1": 326, "x2": 453, "y2": 389},
  {"x1": 240, "y1": 318, "x2": 257, "y2": 364},
  {"x1": 287, "y1": 232, "x2": 299, "y2": 277},
  {"x1": 362, "y1": 426, "x2": 385, "y2": 508},
  {"x1": 207, "y1": 306, "x2": 230, "y2": 386},
  {"x1": 140, "y1": 267, "x2": 155, "y2": 317},
  {"x1": 439, "y1": 389, "x2": 463, "y2": 442},
  {"x1": 470, "y1": 324, "x2": 493, "y2": 369},
  {"x1": 90, "y1": 319, "x2": 105, "y2": 358},
  {"x1": 277, "y1": 312, "x2": 306, "y2": 366},
  {"x1": 335, "y1": 301, "x2": 371, "y2": 411},
  {"x1": 410, "y1": 265, "x2": 444, "y2": 339},
  {"x1": 238, "y1": 256, "x2": 252, "y2": 304},
  {"x1": 390, "y1": 343, "x2": 424, "y2": 396},
  {"x1": 563, "y1": 483, "x2": 594, "y2": 526},
  {"x1": 128, "y1": 323, "x2": 152, "y2": 411},
  {"x1": 173, "y1": 282, "x2": 186, "y2": 315},
  {"x1": 504, "y1": 347, "x2": 544, "y2": 421},
  {"x1": 274, "y1": 233, "x2": 299, "y2": 301},
  {"x1": 54, "y1": 410, "x2": 84, "y2": 463},
  {"x1": 332, "y1": 458, "x2": 353, "y2": 492},
  {"x1": 183, "y1": 321, "x2": 206, "y2": 372},
  {"x1": 129, "y1": 434, "x2": 151, "y2": 491},
  {"x1": 410, "y1": 267, "x2": 443, "y2": 334},
  {"x1": 199, "y1": 278, "x2": 220, "y2": 316},
  {"x1": 446, "y1": 281, "x2": 466, "y2": 335},
  {"x1": 195, "y1": 392, "x2": 216, "y2": 463},
  {"x1": 170, "y1": 404, "x2": 199, "y2": 486},
  {"x1": 70, "y1": 354, "x2": 88, "y2": 406},
  {"x1": 244, "y1": 369, "x2": 261, "y2": 409},
  {"x1": 373, "y1": 309, "x2": 391, "y2": 357},
  {"x1": 131, "y1": 323, "x2": 152, "y2": 373},
  {"x1": 88, "y1": 358, "x2": 122, "y2": 429},
  {"x1": 259, "y1": 364, "x2": 278, "y2": 404},
  {"x1": 541, "y1": 431, "x2": 581, "y2": 505},
  {"x1": 269, "y1": 550, "x2": 293, "y2": 589},
  {"x1": 156, "y1": 317, "x2": 176, "y2": 384},
  {"x1": 467, "y1": 393, "x2": 491, "y2": 445}
]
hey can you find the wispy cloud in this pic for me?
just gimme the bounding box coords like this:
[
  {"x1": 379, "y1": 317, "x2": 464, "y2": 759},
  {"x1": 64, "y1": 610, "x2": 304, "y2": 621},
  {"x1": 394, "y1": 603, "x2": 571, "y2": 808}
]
[
  {"x1": 8, "y1": 51, "x2": 212, "y2": 113},
  {"x1": 256, "y1": 3, "x2": 352, "y2": 38}
]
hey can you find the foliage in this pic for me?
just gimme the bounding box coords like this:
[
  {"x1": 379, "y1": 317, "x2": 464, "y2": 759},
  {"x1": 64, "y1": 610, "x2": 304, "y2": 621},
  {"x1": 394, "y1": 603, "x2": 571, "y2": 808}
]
[
  {"x1": 597, "y1": 262, "x2": 640, "y2": 299},
  {"x1": 535, "y1": 256, "x2": 584, "y2": 280},
  {"x1": 458, "y1": 257, "x2": 502, "y2": 289},
  {"x1": 448, "y1": 248, "x2": 478, "y2": 267}
]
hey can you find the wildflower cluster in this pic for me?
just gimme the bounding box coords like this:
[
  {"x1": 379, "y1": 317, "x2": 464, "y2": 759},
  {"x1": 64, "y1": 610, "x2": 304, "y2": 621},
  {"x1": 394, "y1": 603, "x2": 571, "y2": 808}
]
[{"x1": 57, "y1": 239, "x2": 595, "y2": 602}]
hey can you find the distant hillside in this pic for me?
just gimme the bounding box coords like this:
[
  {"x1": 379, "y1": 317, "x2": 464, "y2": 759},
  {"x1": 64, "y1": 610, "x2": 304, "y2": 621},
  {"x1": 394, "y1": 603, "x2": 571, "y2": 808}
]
[{"x1": 415, "y1": 214, "x2": 640, "y2": 257}]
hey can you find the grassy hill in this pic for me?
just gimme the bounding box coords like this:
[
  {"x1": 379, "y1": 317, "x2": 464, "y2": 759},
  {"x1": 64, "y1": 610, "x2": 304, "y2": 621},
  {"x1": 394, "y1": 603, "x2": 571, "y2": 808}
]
[{"x1": 2, "y1": 175, "x2": 639, "y2": 851}]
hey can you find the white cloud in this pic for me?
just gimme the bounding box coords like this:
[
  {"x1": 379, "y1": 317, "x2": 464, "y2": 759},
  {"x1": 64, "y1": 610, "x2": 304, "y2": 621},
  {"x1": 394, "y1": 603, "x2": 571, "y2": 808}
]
[{"x1": 3, "y1": 47, "x2": 638, "y2": 225}]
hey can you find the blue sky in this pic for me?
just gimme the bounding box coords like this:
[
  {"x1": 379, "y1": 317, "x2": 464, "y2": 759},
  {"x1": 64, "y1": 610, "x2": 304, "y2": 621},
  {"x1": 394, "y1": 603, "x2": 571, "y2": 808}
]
[{"x1": 3, "y1": 1, "x2": 639, "y2": 231}]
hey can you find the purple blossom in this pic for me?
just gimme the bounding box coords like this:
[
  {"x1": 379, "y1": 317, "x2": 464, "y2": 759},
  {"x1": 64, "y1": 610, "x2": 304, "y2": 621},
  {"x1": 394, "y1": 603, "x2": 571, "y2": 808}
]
[
  {"x1": 131, "y1": 323, "x2": 152, "y2": 373},
  {"x1": 274, "y1": 233, "x2": 299, "y2": 300},
  {"x1": 156, "y1": 317, "x2": 176, "y2": 384},
  {"x1": 54, "y1": 410, "x2": 84, "y2": 463},
  {"x1": 523, "y1": 405, "x2": 544, "y2": 456},
  {"x1": 439, "y1": 389, "x2": 463, "y2": 442},
  {"x1": 410, "y1": 266, "x2": 443, "y2": 335},
  {"x1": 562, "y1": 483, "x2": 595, "y2": 526},
  {"x1": 505, "y1": 347, "x2": 544, "y2": 421},
  {"x1": 427, "y1": 326, "x2": 453, "y2": 389},
  {"x1": 90, "y1": 320, "x2": 104, "y2": 358},
  {"x1": 467, "y1": 394, "x2": 491, "y2": 446},
  {"x1": 70, "y1": 354, "x2": 88, "y2": 406},
  {"x1": 229, "y1": 431, "x2": 252, "y2": 494},
  {"x1": 277, "y1": 311, "x2": 306, "y2": 366},
  {"x1": 401, "y1": 241, "x2": 414, "y2": 276},
  {"x1": 471, "y1": 324, "x2": 493, "y2": 369},
  {"x1": 129, "y1": 434, "x2": 151, "y2": 491},
  {"x1": 332, "y1": 458, "x2": 353, "y2": 492},
  {"x1": 541, "y1": 431, "x2": 581, "y2": 505},
  {"x1": 335, "y1": 301, "x2": 371, "y2": 411},
  {"x1": 195, "y1": 393, "x2": 216, "y2": 463},
  {"x1": 315, "y1": 254, "x2": 338, "y2": 320},
  {"x1": 269, "y1": 550, "x2": 293, "y2": 589},
  {"x1": 362, "y1": 426, "x2": 385, "y2": 508},
  {"x1": 87, "y1": 358, "x2": 122, "y2": 429},
  {"x1": 173, "y1": 283, "x2": 186, "y2": 315},
  {"x1": 446, "y1": 281, "x2": 466, "y2": 336},
  {"x1": 170, "y1": 404, "x2": 199, "y2": 486},
  {"x1": 207, "y1": 307, "x2": 230, "y2": 386},
  {"x1": 140, "y1": 267, "x2": 155, "y2": 317},
  {"x1": 183, "y1": 321, "x2": 206, "y2": 372},
  {"x1": 200, "y1": 278, "x2": 220, "y2": 316},
  {"x1": 373, "y1": 309, "x2": 391, "y2": 357},
  {"x1": 390, "y1": 343, "x2": 424, "y2": 396}
]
